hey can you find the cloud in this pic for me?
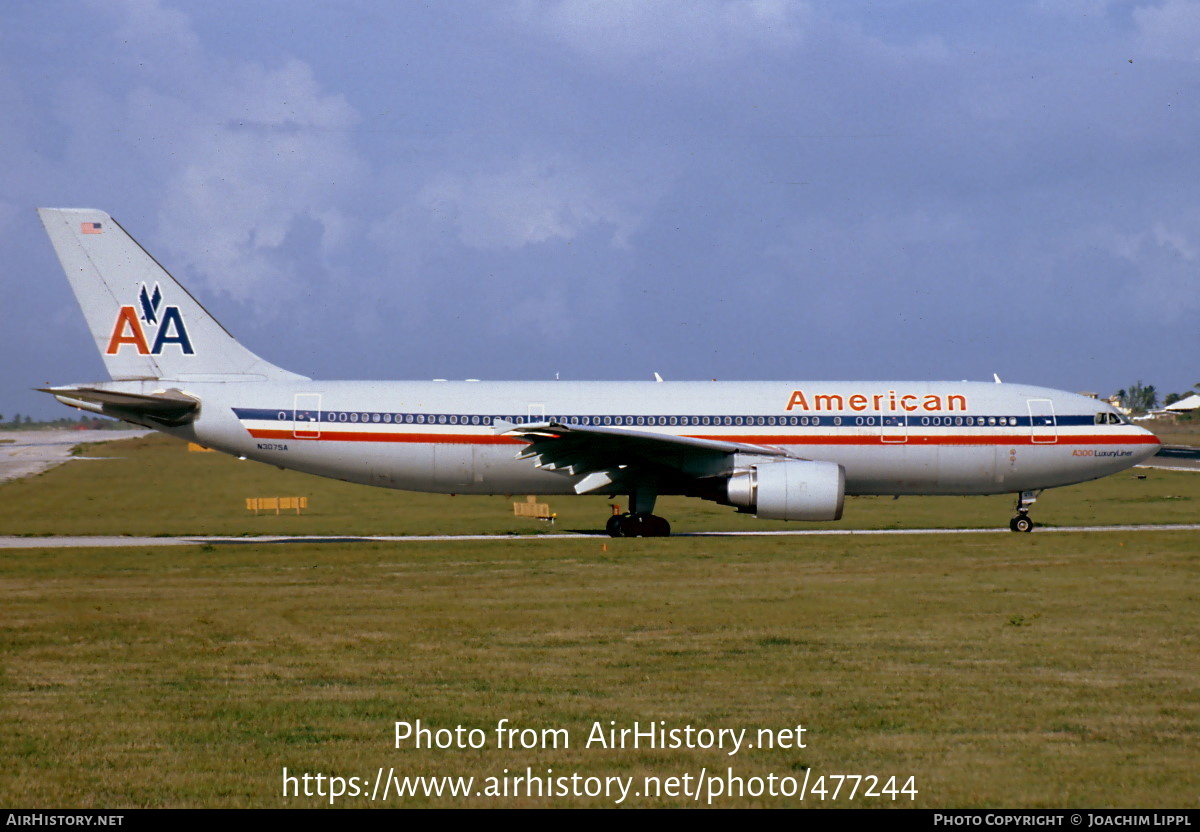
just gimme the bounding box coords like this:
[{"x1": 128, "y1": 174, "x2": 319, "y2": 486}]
[
  {"x1": 416, "y1": 154, "x2": 655, "y2": 250},
  {"x1": 360, "y1": 149, "x2": 667, "y2": 343},
  {"x1": 1035, "y1": 0, "x2": 1116, "y2": 17},
  {"x1": 763, "y1": 208, "x2": 982, "y2": 324},
  {"x1": 1134, "y1": 0, "x2": 1200, "y2": 60},
  {"x1": 1107, "y1": 220, "x2": 1200, "y2": 320},
  {"x1": 109, "y1": 0, "x2": 201, "y2": 65},
  {"x1": 90, "y1": 1, "x2": 367, "y2": 302},
  {"x1": 148, "y1": 61, "x2": 364, "y2": 300},
  {"x1": 515, "y1": 0, "x2": 809, "y2": 72}
]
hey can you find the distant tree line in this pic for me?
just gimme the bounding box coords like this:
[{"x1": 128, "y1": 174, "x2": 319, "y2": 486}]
[
  {"x1": 1115, "y1": 382, "x2": 1158, "y2": 414},
  {"x1": 0, "y1": 412, "x2": 123, "y2": 430},
  {"x1": 1115, "y1": 381, "x2": 1200, "y2": 418}
]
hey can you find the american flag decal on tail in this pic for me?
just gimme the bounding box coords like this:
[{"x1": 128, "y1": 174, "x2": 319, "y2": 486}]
[{"x1": 80, "y1": 222, "x2": 103, "y2": 234}]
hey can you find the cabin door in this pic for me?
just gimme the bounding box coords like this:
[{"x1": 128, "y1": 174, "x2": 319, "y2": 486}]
[
  {"x1": 1027, "y1": 398, "x2": 1057, "y2": 444},
  {"x1": 293, "y1": 393, "x2": 322, "y2": 439},
  {"x1": 880, "y1": 411, "x2": 908, "y2": 444}
]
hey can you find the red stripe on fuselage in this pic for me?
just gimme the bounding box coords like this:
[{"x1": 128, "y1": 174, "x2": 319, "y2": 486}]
[
  {"x1": 249, "y1": 429, "x2": 522, "y2": 444},
  {"x1": 245, "y1": 429, "x2": 1160, "y2": 447}
]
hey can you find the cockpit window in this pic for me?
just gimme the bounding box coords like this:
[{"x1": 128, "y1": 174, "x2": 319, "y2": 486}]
[{"x1": 1095, "y1": 412, "x2": 1124, "y2": 425}]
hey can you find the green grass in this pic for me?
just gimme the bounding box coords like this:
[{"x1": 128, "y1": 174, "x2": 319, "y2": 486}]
[
  {"x1": 2, "y1": 534, "x2": 1197, "y2": 807},
  {"x1": 1, "y1": 435, "x2": 1197, "y2": 807},
  {"x1": 1149, "y1": 420, "x2": 1200, "y2": 447},
  {"x1": 0, "y1": 433, "x2": 1194, "y2": 536}
]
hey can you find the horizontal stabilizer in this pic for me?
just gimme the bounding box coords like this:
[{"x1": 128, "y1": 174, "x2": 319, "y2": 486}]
[{"x1": 39, "y1": 386, "x2": 199, "y2": 426}]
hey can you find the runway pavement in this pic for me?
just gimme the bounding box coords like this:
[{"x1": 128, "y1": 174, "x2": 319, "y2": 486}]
[
  {"x1": 0, "y1": 524, "x2": 1196, "y2": 549},
  {"x1": 1141, "y1": 445, "x2": 1200, "y2": 472},
  {"x1": 0, "y1": 429, "x2": 152, "y2": 483}
]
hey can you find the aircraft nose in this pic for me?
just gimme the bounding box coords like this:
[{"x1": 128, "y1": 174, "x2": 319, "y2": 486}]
[{"x1": 1133, "y1": 428, "x2": 1162, "y2": 464}]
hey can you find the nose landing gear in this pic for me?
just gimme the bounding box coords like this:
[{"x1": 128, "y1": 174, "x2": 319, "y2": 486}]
[
  {"x1": 1009, "y1": 514, "x2": 1034, "y2": 533},
  {"x1": 1009, "y1": 490, "x2": 1039, "y2": 533}
]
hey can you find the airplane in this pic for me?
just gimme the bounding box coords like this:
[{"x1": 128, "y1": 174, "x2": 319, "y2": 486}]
[{"x1": 36, "y1": 207, "x2": 1162, "y2": 537}]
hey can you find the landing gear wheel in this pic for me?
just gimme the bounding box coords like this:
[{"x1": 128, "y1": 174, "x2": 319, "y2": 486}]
[
  {"x1": 608, "y1": 513, "x2": 672, "y2": 537},
  {"x1": 1009, "y1": 491, "x2": 1039, "y2": 533},
  {"x1": 622, "y1": 514, "x2": 647, "y2": 538}
]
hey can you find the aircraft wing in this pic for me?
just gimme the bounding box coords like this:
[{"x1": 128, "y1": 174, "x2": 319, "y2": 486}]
[
  {"x1": 496, "y1": 420, "x2": 789, "y2": 494},
  {"x1": 38, "y1": 386, "x2": 199, "y2": 426}
]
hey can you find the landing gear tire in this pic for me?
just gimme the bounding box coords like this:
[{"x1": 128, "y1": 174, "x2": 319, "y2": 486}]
[
  {"x1": 606, "y1": 513, "x2": 672, "y2": 538},
  {"x1": 1009, "y1": 491, "x2": 1038, "y2": 533},
  {"x1": 648, "y1": 515, "x2": 671, "y2": 537},
  {"x1": 1010, "y1": 515, "x2": 1034, "y2": 533}
]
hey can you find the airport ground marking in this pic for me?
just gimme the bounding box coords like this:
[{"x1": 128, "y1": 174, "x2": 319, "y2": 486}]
[{"x1": 0, "y1": 524, "x2": 1196, "y2": 549}]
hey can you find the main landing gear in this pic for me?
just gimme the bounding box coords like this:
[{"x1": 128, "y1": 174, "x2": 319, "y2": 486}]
[
  {"x1": 606, "y1": 512, "x2": 671, "y2": 538},
  {"x1": 606, "y1": 490, "x2": 671, "y2": 537},
  {"x1": 1009, "y1": 490, "x2": 1039, "y2": 533}
]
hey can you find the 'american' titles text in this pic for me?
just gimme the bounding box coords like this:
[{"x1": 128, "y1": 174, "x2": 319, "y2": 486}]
[{"x1": 786, "y1": 389, "x2": 968, "y2": 413}]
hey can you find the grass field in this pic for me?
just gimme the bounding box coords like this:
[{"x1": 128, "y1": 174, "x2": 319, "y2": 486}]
[
  {"x1": 1148, "y1": 420, "x2": 1200, "y2": 449},
  {"x1": 0, "y1": 433, "x2": 1197, "y2": 536},
  {"x1": 1, "y1": 435, "x2": 1197, "y2": 807}
]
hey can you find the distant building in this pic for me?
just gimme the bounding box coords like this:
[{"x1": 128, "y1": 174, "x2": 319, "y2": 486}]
[{"x1": 1164, "y1": 394, "x2": 1200, "y2": 414}]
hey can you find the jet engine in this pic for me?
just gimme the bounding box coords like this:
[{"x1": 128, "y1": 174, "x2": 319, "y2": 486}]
[{"x1": 725, "y1": 459, "x2": 845, "y2": 521}]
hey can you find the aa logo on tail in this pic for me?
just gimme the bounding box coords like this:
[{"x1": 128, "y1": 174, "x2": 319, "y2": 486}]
[{"x1": 106, "y1": 282, "x2": 195, "y2": 355}]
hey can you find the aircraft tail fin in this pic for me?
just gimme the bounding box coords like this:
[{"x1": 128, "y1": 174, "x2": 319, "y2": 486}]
[{"x1": 38, "y1": 208, "x2": 308, "y2": 383}]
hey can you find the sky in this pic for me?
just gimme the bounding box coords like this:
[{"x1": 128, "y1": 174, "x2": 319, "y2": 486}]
[{"x1": 2, "y1": 0, "x2": 1197, "y2": 420}]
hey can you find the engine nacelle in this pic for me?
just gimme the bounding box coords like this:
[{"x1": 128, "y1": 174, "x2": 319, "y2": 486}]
[{"x1": 726, "y1": 459, "x2": 845, "y2": 521}]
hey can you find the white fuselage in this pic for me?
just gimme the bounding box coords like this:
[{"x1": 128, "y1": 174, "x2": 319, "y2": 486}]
[{"x1": 125, "y1": 379, "x2": 1160, "y2": 498}]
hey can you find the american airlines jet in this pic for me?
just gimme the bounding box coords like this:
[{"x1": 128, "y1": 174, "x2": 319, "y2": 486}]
[{"x1": 37, "y1": 208, "x2": 1161, "y2": 537}]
